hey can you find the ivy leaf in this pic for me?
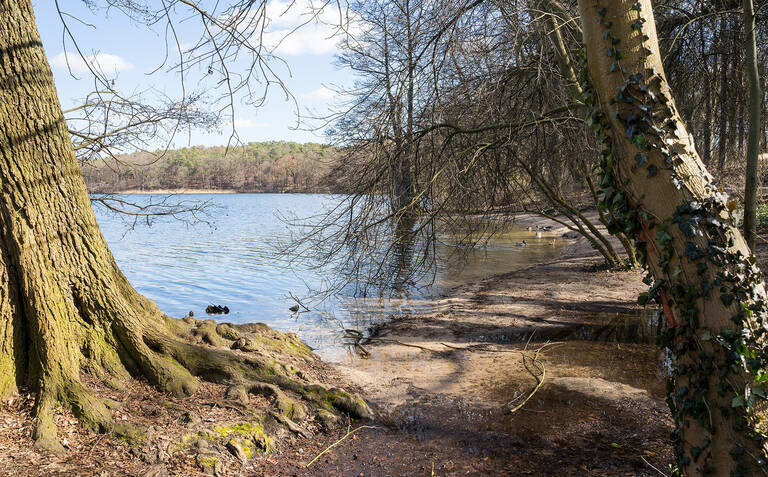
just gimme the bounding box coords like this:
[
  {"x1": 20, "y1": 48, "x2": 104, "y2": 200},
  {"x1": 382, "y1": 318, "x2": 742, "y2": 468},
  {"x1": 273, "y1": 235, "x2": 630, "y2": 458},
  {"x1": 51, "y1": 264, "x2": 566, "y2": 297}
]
[
  {"x1": 732, "y1": 395, "x2": 745, "y2": 408},
  {"x1": 656, "y1": 229, "x2": 673, "y2": 246},
  {"x1": 673, "y1": 216, "x2": 701, "y2": 238},
  {"x1": 647, "y1": 164, "x2": 658, "y2": 177},
  {"x1": 684, "y1": 242, "x2": 704, "y2": 261},
  {"x1": 634, "y1": 152, "x2": 647, "y2": 167},
  {"x1": 721, "y1": 293, "x2": 736, "y2": 307}
]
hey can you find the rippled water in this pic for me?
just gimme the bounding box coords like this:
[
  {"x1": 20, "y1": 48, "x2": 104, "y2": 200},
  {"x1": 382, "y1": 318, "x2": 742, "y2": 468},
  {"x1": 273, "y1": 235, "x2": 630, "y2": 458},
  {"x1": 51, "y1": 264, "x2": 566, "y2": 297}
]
[{"x1": 95, "y1": 193, "x2": 563, "y2": 358}]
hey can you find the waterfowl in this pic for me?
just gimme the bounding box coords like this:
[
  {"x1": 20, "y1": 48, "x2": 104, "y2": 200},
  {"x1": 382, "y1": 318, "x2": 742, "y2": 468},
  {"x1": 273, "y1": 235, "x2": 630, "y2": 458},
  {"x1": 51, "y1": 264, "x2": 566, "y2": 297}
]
[
  {"x1": 516, "y1": 240, "x2": 527, "y2": 247},
  {"x1": 205, "y1": 304, "x2": 230, "y2": 315},
  {"x1": 541, "y1": 225, "x2": 553, "y2": 231},
  {"x1": 548, "y1": 240, "x2": 556, "y2": 246}
]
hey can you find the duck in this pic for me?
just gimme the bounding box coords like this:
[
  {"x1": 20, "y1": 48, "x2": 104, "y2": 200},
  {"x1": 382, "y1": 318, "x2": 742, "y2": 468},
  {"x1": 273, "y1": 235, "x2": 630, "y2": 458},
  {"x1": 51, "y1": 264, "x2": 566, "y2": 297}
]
[
  {"x1": 548, "y1": 239, "x2": 556, "y2": 246},
  {"x1": 205, "y1": 304, "x2": 230, "y2": 315},
  {"x1": 525, "y1": 226, "x2": 534, "y2": 231},
  {"x1": 541, "y1": 225, "x2": 553, "y2": 231},
  {"x1": 516, "y1": 240, "x2": 527, "y2": 247}
]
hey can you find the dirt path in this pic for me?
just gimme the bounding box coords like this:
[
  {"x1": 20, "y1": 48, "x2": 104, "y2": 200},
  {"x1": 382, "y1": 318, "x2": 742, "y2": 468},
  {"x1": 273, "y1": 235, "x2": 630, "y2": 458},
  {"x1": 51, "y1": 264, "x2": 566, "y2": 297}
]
[{"x1": 254, "y1": 233, "x2": 675, "y2": 476}]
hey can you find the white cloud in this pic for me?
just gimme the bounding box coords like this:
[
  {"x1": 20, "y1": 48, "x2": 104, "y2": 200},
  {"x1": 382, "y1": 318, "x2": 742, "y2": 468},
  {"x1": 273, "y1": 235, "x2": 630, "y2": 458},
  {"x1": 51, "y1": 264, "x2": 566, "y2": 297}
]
[
  {"x1": 304, "y1": 86, "x2": 336, "y2": 101},
  {"x1": 51, "y1": 52, "x2": 135, "y2": 73},
  {"x1": 233, "y1": 119, "x2": 268, "y2": 128},
  {"x1": 231, "y1": 0, "x2": 358, "y2": 56}
]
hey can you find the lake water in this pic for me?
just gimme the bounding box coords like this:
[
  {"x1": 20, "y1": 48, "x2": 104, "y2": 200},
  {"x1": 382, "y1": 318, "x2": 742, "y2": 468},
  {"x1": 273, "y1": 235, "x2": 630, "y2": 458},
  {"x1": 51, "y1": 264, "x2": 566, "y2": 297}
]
[{"x1": 94, "y1": 193, "x2": 564, "y2": 359}]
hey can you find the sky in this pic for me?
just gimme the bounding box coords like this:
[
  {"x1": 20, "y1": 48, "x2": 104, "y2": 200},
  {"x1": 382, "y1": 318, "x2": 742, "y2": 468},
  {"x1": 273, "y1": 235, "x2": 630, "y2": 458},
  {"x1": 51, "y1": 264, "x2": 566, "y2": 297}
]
[{"x1": 32, "y1": 0, "x2": 354, "y2": 147}]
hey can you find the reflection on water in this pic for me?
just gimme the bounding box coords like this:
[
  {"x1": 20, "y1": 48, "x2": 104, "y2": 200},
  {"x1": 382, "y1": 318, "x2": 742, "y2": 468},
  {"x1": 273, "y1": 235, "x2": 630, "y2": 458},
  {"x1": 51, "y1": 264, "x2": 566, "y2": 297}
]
[{"x1": 95, "y1": 193, "x2": 564, "y2": 358}]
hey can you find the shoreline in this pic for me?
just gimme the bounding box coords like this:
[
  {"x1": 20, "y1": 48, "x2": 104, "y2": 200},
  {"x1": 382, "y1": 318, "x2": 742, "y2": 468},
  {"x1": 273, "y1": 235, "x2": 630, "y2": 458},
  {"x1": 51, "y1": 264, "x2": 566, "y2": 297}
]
[
  {"x1": 300, "y1": 215, "x2": 675, "y2": 475},
  {"x1": 94, "y1": 189, "x2": 333, "y2": 195}
]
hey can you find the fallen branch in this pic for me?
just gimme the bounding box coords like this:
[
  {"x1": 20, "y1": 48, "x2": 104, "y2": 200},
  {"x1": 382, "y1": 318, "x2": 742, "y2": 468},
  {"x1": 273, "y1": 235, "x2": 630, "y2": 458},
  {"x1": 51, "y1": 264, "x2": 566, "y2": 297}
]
[{"x1": 306, "y1": 424, "x2": 380, "y2": 468}]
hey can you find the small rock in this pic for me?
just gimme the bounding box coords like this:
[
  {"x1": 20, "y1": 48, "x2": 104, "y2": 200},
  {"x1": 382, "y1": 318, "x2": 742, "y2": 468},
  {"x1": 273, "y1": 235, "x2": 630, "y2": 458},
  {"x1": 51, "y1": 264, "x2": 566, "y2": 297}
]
[
  {"x1": 195, "y1": 453, "x2": 221, "y2": 476},
  {"x1": 315, "y1": 409, "x2": 340, "y2": 429},
  {"x1": 182, "y1": 411, "x2": 202, "y2": 426},
  {"x1": 226, "y1": 439, "x2": 248, "y2": 461},
  {"x1": 231, "y1": 338, "x2": 247, "y2": 350}
]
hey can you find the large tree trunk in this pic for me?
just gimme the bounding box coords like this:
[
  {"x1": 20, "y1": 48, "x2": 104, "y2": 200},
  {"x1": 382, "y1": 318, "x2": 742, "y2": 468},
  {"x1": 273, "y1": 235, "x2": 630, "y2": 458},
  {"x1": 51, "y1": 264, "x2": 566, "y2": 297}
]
[
  {"x1": 579, "y1": 1, "x2": 768, "y2": 474},
  {"x1": 0, "y1": 0, "x2": 367, "y2": 453}
]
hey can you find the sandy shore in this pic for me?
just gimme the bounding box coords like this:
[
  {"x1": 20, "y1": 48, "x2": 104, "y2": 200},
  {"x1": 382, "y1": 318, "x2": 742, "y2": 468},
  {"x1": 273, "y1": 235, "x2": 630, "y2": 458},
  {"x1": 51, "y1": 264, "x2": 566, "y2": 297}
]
[{"x1": 251, "y1": 213, "x2": 675, "y2": 476}]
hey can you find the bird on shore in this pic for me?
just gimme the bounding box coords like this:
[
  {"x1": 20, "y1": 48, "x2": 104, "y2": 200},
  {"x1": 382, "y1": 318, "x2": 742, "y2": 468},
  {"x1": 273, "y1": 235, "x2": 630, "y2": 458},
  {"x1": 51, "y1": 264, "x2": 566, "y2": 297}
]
[{"x1": 516, "y1": 240, "x2": 527, "y2": 247}]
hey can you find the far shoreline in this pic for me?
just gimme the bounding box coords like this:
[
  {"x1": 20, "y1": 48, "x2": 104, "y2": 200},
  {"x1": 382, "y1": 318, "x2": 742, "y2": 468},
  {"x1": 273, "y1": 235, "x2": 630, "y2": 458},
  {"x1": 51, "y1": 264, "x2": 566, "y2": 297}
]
[{"x1": 100, "y1": 189, "x2": 332, "y2": 195}]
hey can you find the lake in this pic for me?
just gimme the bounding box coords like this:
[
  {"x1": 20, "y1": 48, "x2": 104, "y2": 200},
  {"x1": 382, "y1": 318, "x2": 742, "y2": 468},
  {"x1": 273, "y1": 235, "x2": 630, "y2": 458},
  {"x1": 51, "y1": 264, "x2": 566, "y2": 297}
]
[{"x1": 95, "y1": 193, "x2": 564, "y2": 359}]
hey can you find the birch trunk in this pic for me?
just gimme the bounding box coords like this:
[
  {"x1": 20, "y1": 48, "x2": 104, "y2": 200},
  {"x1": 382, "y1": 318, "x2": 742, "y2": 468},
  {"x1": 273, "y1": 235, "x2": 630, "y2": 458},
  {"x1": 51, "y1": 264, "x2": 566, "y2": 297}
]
[{"x1": 579, "y1": 1, "x2": 768, "y2": 473}]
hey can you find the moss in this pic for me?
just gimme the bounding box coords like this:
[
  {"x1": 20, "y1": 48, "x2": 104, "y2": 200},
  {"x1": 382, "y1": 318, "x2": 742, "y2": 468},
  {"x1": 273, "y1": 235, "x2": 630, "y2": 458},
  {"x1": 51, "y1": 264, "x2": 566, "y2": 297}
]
[
  {"x1": 196, "y1": 455, "x2": 218, "y2": 468},
  {"x1": 114, "y1": 424, "x2": 147, "y2": 446},
  {"x1": 249, "y1": 335, "x2": 312, "y2": 357},
  {"x1": 211, "y1": 421, "x2": 273, "y2": 452}
]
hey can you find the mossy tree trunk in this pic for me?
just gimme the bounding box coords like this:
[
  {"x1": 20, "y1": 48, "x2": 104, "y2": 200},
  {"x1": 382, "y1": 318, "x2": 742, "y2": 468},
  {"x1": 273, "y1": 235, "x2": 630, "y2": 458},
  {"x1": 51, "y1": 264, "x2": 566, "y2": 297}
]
[
  {"x1": 580, "y1": 0, "x2": 768, "y2": 474},
  {"x1": 0, "y1": 0, "x2": 367, "y2": 453}
]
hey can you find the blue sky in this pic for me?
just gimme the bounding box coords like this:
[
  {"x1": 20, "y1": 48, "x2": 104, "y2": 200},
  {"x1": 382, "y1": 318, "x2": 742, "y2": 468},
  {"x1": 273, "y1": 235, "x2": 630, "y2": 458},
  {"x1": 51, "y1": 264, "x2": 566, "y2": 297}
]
[{"x1": 32, "y1": 0, "x2": 353, "y2": 146}]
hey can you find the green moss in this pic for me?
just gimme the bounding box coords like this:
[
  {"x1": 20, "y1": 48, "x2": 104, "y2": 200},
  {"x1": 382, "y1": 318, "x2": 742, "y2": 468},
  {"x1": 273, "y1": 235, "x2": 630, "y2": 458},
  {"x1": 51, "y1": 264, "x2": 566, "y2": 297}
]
[
  {"x1": 196, "y1": 455, "x2": 218, "y2": 468},
  {"x1": 249, "y1": 335, "x2": 312, "y2": 357},
  {"x1": 212, "y1": 421, "x2": 273, "y2": 452}
]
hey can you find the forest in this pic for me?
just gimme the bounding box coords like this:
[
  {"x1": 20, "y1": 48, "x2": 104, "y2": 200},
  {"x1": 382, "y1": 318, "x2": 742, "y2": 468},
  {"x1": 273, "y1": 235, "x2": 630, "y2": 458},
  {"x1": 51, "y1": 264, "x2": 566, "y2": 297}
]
[
  {"x1": 1, "y1": 1, "x2": 768, "y2": 476},
  {"x1": 82, "y1": 142, "x2": 339, "y2": 193}
]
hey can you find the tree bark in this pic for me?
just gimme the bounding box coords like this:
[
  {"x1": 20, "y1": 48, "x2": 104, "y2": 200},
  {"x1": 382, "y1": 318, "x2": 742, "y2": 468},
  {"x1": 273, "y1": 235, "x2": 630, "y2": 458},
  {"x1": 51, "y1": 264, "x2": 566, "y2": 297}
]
[
  {"x1": 743, "y1": 0, "x2": 762, "y2": 251},
  {"x1": 579, "y1": 1, "x2": 768, "y2": 474},
  {"x1": 0, "y1": 0, "x2": 368, "y2": 453}
]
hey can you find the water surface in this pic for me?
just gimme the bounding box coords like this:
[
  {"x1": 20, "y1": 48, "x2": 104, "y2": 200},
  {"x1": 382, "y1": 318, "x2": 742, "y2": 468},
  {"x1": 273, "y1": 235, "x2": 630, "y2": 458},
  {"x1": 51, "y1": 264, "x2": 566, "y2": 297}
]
[{"x1": 95, "y1": 193, "x2": 563, "y2": 358}]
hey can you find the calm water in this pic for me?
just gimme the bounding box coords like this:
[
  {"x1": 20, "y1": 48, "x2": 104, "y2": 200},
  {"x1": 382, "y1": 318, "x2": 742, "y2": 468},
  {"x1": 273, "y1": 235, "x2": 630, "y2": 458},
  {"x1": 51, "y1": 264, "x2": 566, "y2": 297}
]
[{"x1": 95, "y1": 194, "x2": 563, "y2": 358}]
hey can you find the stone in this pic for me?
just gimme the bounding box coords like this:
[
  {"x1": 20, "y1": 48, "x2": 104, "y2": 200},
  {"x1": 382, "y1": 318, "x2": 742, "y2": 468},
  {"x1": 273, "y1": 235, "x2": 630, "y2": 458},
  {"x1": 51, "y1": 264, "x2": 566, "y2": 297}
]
[
  {"x1": 315, "y1": 409, "x2": 340, "y2": 429},
  {"x1": 225, "y1": 439, "x2": 248, "y2": 461}
]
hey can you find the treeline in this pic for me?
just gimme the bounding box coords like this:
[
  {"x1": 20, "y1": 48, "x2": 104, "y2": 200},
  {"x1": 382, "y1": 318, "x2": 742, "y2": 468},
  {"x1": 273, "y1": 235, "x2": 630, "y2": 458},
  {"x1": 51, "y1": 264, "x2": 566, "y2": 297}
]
[{"x1": 82, "y1": 141, "x2": 339, "y2": 193}]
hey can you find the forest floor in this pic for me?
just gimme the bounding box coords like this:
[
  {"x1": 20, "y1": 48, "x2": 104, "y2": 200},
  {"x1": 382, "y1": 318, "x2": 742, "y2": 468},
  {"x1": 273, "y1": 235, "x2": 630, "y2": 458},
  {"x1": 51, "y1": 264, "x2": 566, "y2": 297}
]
[{"x1": 4, "y1": 215, "x2": 767, "y2": 476}]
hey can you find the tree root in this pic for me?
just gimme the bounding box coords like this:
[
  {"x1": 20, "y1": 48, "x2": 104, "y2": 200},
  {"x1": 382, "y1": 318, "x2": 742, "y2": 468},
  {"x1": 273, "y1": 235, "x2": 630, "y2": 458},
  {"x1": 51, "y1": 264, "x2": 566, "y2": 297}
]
[{"x1": 24, "y1": 311, "x2": 371, "y2": 454}]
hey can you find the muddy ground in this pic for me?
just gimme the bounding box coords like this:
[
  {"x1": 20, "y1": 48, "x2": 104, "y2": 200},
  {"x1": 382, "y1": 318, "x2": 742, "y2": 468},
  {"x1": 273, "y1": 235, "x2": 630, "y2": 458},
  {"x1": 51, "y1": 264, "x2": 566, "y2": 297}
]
[{"x1": 8, "y1": 214, "x2": 766, "y2": 476}]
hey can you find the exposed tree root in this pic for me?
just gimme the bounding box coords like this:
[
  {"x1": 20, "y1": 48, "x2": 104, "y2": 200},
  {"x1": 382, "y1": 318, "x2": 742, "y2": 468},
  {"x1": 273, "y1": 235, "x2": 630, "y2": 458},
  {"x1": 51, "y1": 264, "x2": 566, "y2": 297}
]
[{"x1": 11, "y1": 309, "x2": 371, "y2": 453}]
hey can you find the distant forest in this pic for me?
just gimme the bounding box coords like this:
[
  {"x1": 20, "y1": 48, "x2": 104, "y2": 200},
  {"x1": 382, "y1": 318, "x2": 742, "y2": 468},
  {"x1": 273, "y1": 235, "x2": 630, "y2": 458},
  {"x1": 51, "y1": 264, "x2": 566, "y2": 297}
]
[{"x1": 82, "y1": 141, "x2": 338, "y2": 193}]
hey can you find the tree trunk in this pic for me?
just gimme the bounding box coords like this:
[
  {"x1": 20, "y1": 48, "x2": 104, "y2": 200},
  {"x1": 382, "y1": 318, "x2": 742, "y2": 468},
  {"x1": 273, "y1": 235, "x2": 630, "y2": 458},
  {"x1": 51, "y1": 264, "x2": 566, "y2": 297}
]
[
  {"x1": 0, "y1": 0, "x2": 367, "y2": 453},
  {"x1": 717, "y1": 17, "x2": 730, "y2": 173},
  {"x1": 579, "y1": 1, "x2": 768, "y2": 474},
  {"x1": 743, "y1": 0, "x2": 762, "y2": 251}
]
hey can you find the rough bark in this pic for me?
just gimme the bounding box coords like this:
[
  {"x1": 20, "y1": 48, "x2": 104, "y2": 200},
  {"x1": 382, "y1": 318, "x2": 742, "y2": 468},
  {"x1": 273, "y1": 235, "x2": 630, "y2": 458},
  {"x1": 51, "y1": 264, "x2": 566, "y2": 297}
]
[
  {"x1": 580, "y1": 1, "x2": 768, "y2": 474},
  {"x1": 743, "y1": 0, "x2": 762, "y2": 251},
  {"x1": 0, "y1": 0, "x2": 368, "y2": 453}
]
